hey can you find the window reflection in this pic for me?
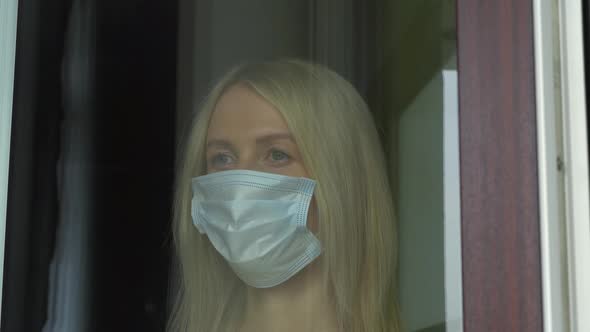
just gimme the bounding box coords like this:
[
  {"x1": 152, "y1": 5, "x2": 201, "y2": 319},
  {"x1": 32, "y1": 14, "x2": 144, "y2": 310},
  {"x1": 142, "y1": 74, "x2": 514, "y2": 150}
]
[{"x1": 5, "y1": 0, "x2": 458, "y2": 331}]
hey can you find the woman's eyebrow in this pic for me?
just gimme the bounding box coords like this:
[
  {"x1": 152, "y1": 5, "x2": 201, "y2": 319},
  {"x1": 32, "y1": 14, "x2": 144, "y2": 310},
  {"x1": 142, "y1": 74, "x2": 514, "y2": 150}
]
[
  {"x1": 206, "y1": 139, "x2": 234, "y2": 150},
  {"x1": 206, "y1": 133, "x2": 294, "y2": 149},
  {"x1": 255, "y1": 133, "x2": 294, "y2": 145}
]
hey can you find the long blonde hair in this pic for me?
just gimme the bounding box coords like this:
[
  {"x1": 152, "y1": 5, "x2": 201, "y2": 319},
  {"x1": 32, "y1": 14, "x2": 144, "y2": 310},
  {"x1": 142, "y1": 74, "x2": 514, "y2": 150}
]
[{"x1": 168, "y1": 59, "x2": 400, "y2": 331}]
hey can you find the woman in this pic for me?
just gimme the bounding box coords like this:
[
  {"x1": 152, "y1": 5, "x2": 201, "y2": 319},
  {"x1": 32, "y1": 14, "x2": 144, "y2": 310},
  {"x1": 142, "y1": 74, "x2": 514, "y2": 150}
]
[{"x1": 168, "y1": 59, "x2": 400, "y2": 331}]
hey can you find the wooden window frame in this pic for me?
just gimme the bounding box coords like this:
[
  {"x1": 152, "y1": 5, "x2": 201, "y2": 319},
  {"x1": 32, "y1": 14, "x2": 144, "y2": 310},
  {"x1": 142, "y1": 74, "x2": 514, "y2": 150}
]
[{"x1": 457, "y1": 1, "x2": 544, "y2": 331}]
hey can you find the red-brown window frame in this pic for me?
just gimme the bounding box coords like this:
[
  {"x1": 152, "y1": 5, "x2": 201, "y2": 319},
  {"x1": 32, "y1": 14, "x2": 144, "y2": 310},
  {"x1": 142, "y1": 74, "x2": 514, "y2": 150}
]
[{"x1": 457, "y1": 1, "x2": 544, "y2": 331}]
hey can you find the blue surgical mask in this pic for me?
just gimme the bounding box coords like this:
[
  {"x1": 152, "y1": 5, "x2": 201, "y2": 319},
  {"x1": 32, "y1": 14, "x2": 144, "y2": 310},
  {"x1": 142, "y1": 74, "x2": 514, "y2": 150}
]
[{"x1": 191, "y1": 169, "x2": 322, "y2": 288}]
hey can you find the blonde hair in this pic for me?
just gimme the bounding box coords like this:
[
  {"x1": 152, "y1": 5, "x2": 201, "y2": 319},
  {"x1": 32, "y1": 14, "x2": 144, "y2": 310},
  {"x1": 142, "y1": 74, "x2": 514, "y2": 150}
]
[{"x1": 168, "y1": 59, "x2": 400, "y2": 331}]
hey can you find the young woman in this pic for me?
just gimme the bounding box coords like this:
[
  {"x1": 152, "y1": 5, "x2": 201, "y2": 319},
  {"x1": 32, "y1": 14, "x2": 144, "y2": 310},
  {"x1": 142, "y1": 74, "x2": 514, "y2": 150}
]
[{"x1": 168, "y1": 59, "x2": 401, "y2": 331}]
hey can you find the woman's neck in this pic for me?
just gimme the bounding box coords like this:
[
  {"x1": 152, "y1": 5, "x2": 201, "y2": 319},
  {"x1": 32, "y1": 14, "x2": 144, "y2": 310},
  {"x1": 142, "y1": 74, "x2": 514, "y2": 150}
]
[{"x1": 238, "y1": 263, "x2": 338, "y2": 332}]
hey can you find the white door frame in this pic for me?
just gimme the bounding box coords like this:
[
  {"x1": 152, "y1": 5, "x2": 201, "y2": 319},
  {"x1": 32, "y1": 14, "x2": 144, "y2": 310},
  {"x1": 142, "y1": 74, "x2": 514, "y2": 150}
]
[
  {"x1": 558, "y1": 1, "x2": 590, "y2": 331},
  {"x1": 0, "y1": 0, "x2": 20, "y2": 325}
]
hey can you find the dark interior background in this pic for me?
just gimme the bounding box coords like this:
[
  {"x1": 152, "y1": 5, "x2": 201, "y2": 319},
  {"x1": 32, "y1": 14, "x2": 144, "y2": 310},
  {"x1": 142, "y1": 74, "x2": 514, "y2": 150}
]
[
  {"x1": 91, "y1": 0, "x2": 177, "y2": 330},
  {"x1": 3, "y1": 0, "x2": 177, "y2": 331}
]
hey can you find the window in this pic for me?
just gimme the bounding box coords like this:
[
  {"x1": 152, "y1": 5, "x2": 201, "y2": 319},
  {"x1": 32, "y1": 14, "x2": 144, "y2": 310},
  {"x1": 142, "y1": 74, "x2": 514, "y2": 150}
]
[{"x1": 3, "y1": 1, "x2": 462, "y2": 331}]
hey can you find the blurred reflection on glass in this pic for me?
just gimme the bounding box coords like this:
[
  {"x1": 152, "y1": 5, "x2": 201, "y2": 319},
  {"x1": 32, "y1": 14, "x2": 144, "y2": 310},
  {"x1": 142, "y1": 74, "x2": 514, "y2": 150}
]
[{"x1": 5, "y1": 0, "x2": 458, "y2": 331}]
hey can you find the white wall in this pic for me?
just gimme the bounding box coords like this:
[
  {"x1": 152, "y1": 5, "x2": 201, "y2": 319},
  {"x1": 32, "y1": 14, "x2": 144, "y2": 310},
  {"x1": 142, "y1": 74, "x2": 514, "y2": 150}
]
[
  {"x1": 396, "y1": 71, "x2": 448, "y2": 331},
  {"x1": 442, "y1": 70, "x2": 463, "y2": 332}
]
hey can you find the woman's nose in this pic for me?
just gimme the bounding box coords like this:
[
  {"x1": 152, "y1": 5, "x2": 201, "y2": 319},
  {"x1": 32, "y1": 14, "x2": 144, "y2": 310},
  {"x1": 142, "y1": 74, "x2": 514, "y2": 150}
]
[{"x1": 236, "y1": 152, "x2": 262, "y2": 172}]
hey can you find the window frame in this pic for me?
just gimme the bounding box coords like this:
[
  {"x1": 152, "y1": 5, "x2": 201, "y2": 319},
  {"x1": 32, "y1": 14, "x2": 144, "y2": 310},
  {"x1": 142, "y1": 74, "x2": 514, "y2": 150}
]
[
  {"x1": 457, "y1": 0, "x2": 544, "y2": 331},
  {"x1": 557, "y1": 1, "x2": 590, "y2": 331},
  {"x1": 0, "y1": 0, "x2": 20, "y2": 326}
]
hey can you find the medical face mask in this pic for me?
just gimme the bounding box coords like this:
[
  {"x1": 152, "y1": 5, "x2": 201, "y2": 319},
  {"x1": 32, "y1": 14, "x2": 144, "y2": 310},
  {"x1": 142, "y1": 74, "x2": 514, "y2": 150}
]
[{"x1": 191, "y1": 169, "x2": 322, "y2": 288}]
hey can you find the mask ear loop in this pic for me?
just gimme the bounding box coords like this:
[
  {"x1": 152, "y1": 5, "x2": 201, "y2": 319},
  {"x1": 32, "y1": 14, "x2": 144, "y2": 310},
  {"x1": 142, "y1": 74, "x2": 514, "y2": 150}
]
[
  {"x1": 295, "y1": 179, "x2": 316, "y2": 228},
  {"x1": 191, "y1": 195, "x2": 206, "y2": 234}
]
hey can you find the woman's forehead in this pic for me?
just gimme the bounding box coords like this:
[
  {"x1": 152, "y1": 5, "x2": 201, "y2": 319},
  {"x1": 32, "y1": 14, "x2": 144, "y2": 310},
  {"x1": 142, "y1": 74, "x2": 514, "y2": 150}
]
[{"x1": 207, "y1": 85, "x2": 292, "y2": 141}]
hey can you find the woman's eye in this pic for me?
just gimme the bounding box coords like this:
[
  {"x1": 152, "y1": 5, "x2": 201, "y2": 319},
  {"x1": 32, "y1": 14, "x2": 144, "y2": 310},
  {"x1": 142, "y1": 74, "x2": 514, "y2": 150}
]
[
  {"x1": 210, "y1": 153, "x2": 234, "y2": 168},
  {"x1": 269, "y1": 149, "x2": 290, "y2": 162}
]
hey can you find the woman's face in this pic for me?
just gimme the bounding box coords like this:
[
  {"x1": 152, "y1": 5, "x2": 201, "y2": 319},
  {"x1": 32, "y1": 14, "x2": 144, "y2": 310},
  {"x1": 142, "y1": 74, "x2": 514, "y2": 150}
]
[
  {"x1": 205, "y1": 84, "x2": 309, "y2": 178},
  {"x1": 205, "y1": 83, "x2": 318, "y2": 231}
]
